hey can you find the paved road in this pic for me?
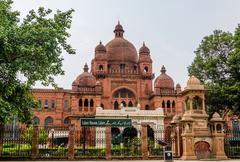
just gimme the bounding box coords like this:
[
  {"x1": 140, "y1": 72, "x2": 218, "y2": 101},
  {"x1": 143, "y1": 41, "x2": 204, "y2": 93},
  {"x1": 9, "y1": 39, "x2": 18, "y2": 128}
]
[{"x1": 1, "y1": 160, "x2": 239, "y2": 162}]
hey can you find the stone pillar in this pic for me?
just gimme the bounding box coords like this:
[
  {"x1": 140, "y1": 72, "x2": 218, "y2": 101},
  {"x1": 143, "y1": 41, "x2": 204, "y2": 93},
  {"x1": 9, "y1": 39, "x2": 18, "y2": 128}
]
[
  {"x1": 141, "y1": 124, "x2": 148, "y2": 160},
  {"x1": 181, "y1": 134, "x2": 196, "y2": 160},
  {"x1": 212, "y1": 133, "x2": 228, "y2": 160},
  {"x1": 31, "y1": 125, "x2": 39, "y2": 160},
  {"x1": 68, "y1": 124, "x2": 75, "y2": 160},
  {"x1": 210, "y1": 113, "x2": 228, "y2": 160},
  {"x1": 105, "y1": 125, "x2": 111, "y2": 160}
]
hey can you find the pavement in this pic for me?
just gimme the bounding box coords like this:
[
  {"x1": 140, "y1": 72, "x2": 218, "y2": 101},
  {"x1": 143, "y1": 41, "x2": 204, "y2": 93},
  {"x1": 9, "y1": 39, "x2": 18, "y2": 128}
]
[{"x1": 1, "y1": 160, "x2": 240, "y2": 162}]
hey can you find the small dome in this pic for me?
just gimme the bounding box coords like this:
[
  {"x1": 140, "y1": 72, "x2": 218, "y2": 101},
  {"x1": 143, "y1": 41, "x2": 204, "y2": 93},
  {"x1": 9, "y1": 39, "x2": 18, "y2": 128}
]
[
  {"x1": 210, "y1": 112, "x2": 223, "y2": 122},
  {"x1": 72, "y1": 64, "x2": 96, "y2": 88},
  {"x1": 185, "y1": 75, "x2": 204, "y2": 90},
  {"x1": 176, "y1": 83, "x2": 181, "y2": 88},
  {"x1": 187, "y1": 75, "x2": 201, "y2": 86},
  {"x1": 95, "y1": 41, "x2": 106, "y2": 53},
  {"x1": 139, "y1": 42, "x2": 150, "y2": 54},
  {"x1": 114, "y1": 21, "x2": 124, "y2": 33},
  {"x1": 154, "y1": 65, "x2": 174, "y2": 89}
]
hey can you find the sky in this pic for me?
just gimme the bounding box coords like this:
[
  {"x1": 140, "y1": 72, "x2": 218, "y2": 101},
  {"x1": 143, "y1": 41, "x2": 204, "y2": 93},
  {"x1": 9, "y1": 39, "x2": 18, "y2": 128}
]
[{"x1": 12, "y1": 0, "x2": 240, "y2": 89}]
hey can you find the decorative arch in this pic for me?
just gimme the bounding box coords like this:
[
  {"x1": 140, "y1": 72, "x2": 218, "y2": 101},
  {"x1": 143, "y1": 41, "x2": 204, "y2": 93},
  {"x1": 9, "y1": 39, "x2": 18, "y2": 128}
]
[
  {"x1": 84, "y1": 98, "x2": 88, "y2": 111},
  {"x1": 64, "y1": 117, "x2": 70, "y2": 125},
  {"x1": 162, "y1": 100, "x2": 165, "y2": 108},
  {"x1": 121, "y1": 101, "x2": 127, "y2": 107},
  {"x1": 167, "y1": 100, "x2": 171, "y2": 108},
  {"x1": 172, "y1": 100, "x2": 175, "y2": 108},
  {"x1": 145, "y1": 104, "x2": 150, "y2": 110},
  {"x1": 111, "y1": 127, "x2": 121, "y2": 145},
  {"x1": 112, "y1": 87, "x2": 136, "y2": 109},
  {"x1": 79, "y1": 98, "x2": 83, "y2": 111},
  {"x1": 33, "y1": 116, "x2": 40, "y2": 125},
  {"x1": 128, "y1": 101, "x2": 133, "y2": 107},
  {"x1": 90, "y1": 99, "x2": 94, "y2": 111},
  {"x1": 44, "y1": 116, "x2": 53, "y2": 127},
  {"x1": 99, "y1": 65, "x2": 103, "y2": 70},
  {"x1": 192, "y1": 96, "x2": 202, "y2": 110},
  {"x1": 194, "y1": 141, "x2": 211, "y2": 159},
  {"x1": 112, "y1": 86, "x2": 137, "y2": 99},
  {"x1": 122, "y1": 127, "x2": 138, "y2": 144},
  {"x1": 144, "y1": 66, "x2": 148, "y2": 73}
]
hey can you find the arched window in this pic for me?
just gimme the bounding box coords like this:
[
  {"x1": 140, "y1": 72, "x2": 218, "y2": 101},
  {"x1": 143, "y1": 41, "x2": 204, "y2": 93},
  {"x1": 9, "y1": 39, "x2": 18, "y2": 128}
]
[
  {"x1": 99, "y1": 65, "x2": 103, "y2": 70},
  {"x1": 90, "y1": 99, "x2": 94, "y2": 111},
  {"x1": 145, "y1": 105, "x2": 150, "y2": 110},
  {"x1": 114, "y1": 101, "x2": 118, "y2": 110},
  {"x1": 44, "y1": 117, "x2": 53, "y2": 127},
  {"x1": 172, "y1": 100, "x2": 175, "y2": 108},
  {"x1": 33, "y1": 116, "x2": 40, "y2": 125},
  {"x1": 113, "y1": 88, "x2": 135, "y2": 99},
  {"x1": 217, "y1": 124, "x2": 222, "y2": 133},
  {"x1": 64, "y1": 117, "x2": 70, "y2": 125},
  {"x1": 84, "y1": 99, "x2": 88, "y2": 111},
  {"x1": 192, "y1": 96, "x2": 202, "y2": 110},
  {"x1": 144, "y1": 66, "x2": 148, "y2": 73},
  {"x1": 134, "y1": 65, "x2": 137, "y2": 71},
  {"x1": 167, "y1": 100, "x2": 171, "y2": 108},
  {"x1": 162, "y1": 100, "x2": 165, "y2": 108},
  {"x1": 121, "y1": 101, "x2": 127, "y2": 107},
  {"x1": 79, "y1": 98, "x2": 83, "y2": 111},
  {"x1": 128, "y1": 101, "x2": 133, "y2": 107}
]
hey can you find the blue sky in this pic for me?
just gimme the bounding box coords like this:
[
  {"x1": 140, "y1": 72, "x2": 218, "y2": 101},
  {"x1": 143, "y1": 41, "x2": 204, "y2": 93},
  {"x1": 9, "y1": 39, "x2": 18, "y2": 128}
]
[{"x1": 12, "y1": 0, "x2": 240, "y2": 89}]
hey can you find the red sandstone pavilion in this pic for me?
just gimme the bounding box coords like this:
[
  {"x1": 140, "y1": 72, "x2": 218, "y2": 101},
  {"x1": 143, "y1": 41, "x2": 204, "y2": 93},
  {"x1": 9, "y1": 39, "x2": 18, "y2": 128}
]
[{"x1": 32, "y1": 22, "x2": 182, "y2": 128}]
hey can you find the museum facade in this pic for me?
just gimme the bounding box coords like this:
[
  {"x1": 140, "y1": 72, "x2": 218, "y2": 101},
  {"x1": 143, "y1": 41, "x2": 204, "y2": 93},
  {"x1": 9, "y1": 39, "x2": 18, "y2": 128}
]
[{"x1": 32, "y1": 22, "x2": 183, "y2": 130}]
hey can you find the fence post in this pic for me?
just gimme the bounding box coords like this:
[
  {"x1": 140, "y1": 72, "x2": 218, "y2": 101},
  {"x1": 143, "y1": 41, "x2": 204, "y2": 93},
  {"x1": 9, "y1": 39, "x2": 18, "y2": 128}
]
[
  {"x1": 141, "y1": 124, "x2": 148, "y2": 159},
  {"x1": 105, "y1": 125, "x2": 111, "y2": 160},
  {"x1": 31, "y1": 125, "x2": 39, "y2": 160},
  {"x1": 0, "y1": 124, "x2": 4, "y2": 157},
  {"x1": 68, "y1": 124, "x2": 75, "y2": 160}
]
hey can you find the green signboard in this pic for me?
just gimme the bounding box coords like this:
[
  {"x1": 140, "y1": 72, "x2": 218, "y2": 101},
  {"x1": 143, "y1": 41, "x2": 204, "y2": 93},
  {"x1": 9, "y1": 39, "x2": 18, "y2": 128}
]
[{"x1": 80, "y1": 118, "x2": 132, "y2": 127}]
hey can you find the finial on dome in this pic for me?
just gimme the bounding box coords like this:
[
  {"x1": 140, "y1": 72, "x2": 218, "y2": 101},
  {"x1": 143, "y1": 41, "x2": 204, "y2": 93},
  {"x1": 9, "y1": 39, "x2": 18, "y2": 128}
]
[
  {"x1": 143, "y1": 41, "x2": 145, "y2": 47},
  {"x1": 161, "y1": 65, "x2": 166, "y2": 74},
  {"x1": 99, "y1": 40, "x2": 102, "y2": 45},
  {"x1": 83, "y1": 63, "x2": 89, "y2": 72},
  {"x1": 114, "y1": 21, "x2": 124, "y2": 38}
]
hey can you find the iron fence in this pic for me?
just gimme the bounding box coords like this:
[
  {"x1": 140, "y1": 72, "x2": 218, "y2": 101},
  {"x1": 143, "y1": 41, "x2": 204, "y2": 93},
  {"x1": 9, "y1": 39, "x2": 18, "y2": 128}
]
[
  {"x1": 0, "y1": 125, "x2": 31, "y2": 158},
  {"x1": 111, "y1": 127, "x2": 142, "y2": 157},
  {"x1": 38, "y1": 126, "x2": 68, "y2": 158},
  {"x1": 74, "y1": 126, "x2": 105, "y2": 159},
  {"x1": 224, "y1": 128, "x2": 240, "y2": 158}
]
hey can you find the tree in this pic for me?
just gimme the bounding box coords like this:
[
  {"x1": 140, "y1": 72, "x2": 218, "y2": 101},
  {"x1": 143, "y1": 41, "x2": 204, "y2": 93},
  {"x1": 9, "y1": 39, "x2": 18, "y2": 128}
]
[
  {"x1": 188, "y1": 26, "x2": 240, "y2": 116},
  {"x1": 0, "y1": 0, "x2": 75, "y2": 124}
]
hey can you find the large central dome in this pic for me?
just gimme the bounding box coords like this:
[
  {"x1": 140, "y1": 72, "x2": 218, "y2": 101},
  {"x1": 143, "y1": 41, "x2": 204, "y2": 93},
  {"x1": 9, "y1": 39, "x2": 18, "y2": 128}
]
[{"x1": 105, "y1": 22, "x2": 138, "y2": 63}]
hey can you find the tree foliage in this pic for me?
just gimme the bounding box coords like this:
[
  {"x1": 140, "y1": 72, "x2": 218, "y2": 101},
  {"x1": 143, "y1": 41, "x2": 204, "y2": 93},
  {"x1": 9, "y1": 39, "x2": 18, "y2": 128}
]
[
  {"x1": 0, "y1": 0, "x2": 75, "y2": 124},
  {"x1": 188, "y1": 26, "x2": 240, "y2": 115}
]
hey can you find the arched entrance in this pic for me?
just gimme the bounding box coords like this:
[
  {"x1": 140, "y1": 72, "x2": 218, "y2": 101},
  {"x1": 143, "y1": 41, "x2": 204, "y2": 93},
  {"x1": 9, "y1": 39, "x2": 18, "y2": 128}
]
[
  {"x1": 122, "y1": 127, "x2": 138, "y2": 145},
  {"x1": 194, "y1": 141, "x2": 211, "y2": 159},
  {"x1": 111, "y1": 127, "x2": 121, "y2": 145},
  {"x1": 112, "y1": 88, "x2": 136, "y2": 108}
]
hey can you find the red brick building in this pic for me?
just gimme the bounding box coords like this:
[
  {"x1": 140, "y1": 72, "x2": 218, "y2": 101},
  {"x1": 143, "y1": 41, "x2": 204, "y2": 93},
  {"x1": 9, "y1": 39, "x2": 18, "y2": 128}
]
[{"x1": 32, "y1": 22, "x2": 183, "y2": 128}]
